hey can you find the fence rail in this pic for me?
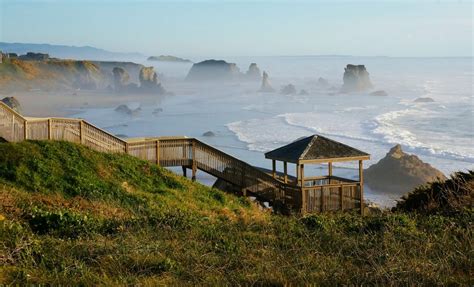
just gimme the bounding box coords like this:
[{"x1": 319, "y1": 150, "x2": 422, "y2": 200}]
[{"x1": 0, "y1": 102, "x2": 361, "y2": 214}]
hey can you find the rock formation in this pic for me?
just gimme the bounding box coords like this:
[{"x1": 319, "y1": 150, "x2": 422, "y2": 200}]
[
  {"x1": 414, "y1": 97, "x2": 435, "y2": 103},
  {"x1": 112, "y1": 67, "x2": 130, "y2": 91},
  {"x1": 341, "y1": 64, "x2": 373, "y2": 92},
  {"x1": 185, "y1": 60, "x2": 241, "y2": 81},
  {"x1": 365, "y1": 144, "x2": 447, "y2": 195},
  {"x1": 147, "y1": 55, "x2": 191, "y2": 63},
  {"x1": 245, "y1": 63, "x2": 261, "y2": 80},
  {"x1": 258, "y1": 71, "x2": 275, "y2": 92},
  {"x1": 370, "y1": 90, "x2": 388, "y2": 97},
  {"x1": 139, "y1": 67, "x2": 166, "y2": 94},
  {"x1": 1, "y1": 97, "x2": 21, "y2": 113},
  {"x1": 115, "y1": 104, "x2": 141, "y2": 116},
  {"x1": 202, "y1": 131, "x2": 215, "y2": 137},
  {"x1": 280, "y1": 84, "x2": 297, "y2": 95}
]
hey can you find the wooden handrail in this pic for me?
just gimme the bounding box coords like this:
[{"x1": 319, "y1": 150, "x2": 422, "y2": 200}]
[{"x1": 0, "y1": 102, "x2": 361, "y2": 214}]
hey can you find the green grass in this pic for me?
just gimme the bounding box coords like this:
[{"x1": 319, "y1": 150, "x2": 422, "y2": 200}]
[{"x1": 0, "y1": 141, "x2": 472, "y2": 285}]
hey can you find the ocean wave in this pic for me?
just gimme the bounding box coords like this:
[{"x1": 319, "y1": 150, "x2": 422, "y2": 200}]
[{"x1": 372, "y1": 108, "x2": 474, "y2": 162}]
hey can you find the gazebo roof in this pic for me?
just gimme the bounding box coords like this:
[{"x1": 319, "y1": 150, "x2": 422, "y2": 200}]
[{"x1": 264, "y1": 135, "x2": 370, "y2": 163}]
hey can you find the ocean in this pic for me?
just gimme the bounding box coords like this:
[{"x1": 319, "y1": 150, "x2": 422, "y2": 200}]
[{"x1": 74, "y1": 56, "x2": 474, "y2": 206}]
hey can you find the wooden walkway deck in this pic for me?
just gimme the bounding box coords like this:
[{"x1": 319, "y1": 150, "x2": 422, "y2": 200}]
[{"x1": 0, "y1": 102, "x2": 362, "y2": 214}]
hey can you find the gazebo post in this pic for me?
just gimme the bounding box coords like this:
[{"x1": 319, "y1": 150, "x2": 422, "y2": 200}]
[
  {"x1": 272, "y1": 159, "x2": 276, "y2": 179},
  {"x1": 300, "y1": 162, "x2": 306, "y2": 213},
  {"x1": 283, "y1": 161, "x2": 288, "y2": 183},
  {"x1": 300, "y1": 164, "x2": 305, "y2": 187},
  {"x1": 328, "y1": 162, "x2": 333, "y2": 184},
  {"x1": 359, "y1": 160, "x2": 364, "y2": 215}
]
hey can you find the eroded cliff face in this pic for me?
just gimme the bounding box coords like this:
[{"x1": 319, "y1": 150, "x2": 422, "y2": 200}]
[
  {"x1": 341, "y1": 64, "x2": 373, "y2": 92},
  {"x1": 365, "y1": 144, "x2": 447, "y2": 195},
  {"x1": 0, "y1": 56, "x2": 144, "y2": 92}
]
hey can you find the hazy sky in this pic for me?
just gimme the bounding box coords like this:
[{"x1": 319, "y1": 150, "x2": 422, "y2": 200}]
[{"x1": 0, "y1": 0, "x2": 472, "y2": 57}]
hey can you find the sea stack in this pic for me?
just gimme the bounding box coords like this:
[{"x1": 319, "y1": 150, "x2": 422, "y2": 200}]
[
  {"x1": 185, "y1": 59, "x2": 241, "y2": 81},
  {"x1": 139, "y1": 67, "x2": 166, "y2": 94},
  {"x1": 245, "y1": 63, "x2": 261, "y2": 80},
  {"x1": 258, "y1": 71, "x2": 275, "y2": 92},
  {"x1": 341, "y1": 64, "x2": 373, "y2": 92},
  {"x1": 365, "y1": 144, "x2": 447, "y2": 195}
]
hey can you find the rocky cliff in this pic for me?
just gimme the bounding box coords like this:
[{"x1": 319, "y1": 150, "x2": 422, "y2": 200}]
[
  {"x1": 365, "y1": 145, "x2": 447, "y2": 195},
  {"x1": 341, "y1": 64, "x2": 373, "y2": 92},
  {"x1": 0, "y1": 54, "x2": 148, "y2": 93}
]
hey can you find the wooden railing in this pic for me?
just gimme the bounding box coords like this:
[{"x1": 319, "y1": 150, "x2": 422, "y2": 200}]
[
  {"x1": 0, "y1": 102, "x2": 361, "y2": 214},
  {"x1": 0, "y1": 102, "x2": 303, "y2": 212}
]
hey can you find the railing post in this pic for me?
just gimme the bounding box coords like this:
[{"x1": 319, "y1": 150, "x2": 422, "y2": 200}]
[
  {"x1": 359, "y1": 160, "x2": 364, "y2": 216},
  {"x1": 24, "y1": 120, "x2": 28, "y2": 140},
  {"x1": 156, "y1": 140, "x2": 160, "y2": 165},
  {"x1": 125, "y1": 142, "x2": 129, "y2": 154},
  {"x1": 339, "y1": 185, "x2": 343, "y2": 211},
  {"x1": 79, "y1": 120, "x2": 84, "y2": 144},
  {"x1": 320, "y1": 187, "x2": 325, "y2": 212},
  {"x1": 241, "y1": 164, "x2": 246, "y2": 196},
  {"x1": 48, "y1": 119, "x2": 52, "y2": 140},
  {"x1": 191, "y1": 140, "x2": 196, "y2": 181},
  {"x1": 301, "y1": 188, "x2": 306, "y2": 214}
]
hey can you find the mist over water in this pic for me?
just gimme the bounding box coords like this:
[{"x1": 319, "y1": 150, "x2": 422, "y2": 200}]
[{"x1": 76, "y1": 56, "x2": 473, "y2": 206}]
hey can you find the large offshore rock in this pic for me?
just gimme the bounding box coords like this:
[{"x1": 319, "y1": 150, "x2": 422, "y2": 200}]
[
  {"x1": 341, "y1": 64, "x2": 373, "y2": 92},
  {"x1": 365, "y1": 144, "x2": 447, "y2": 195},
  {"x1": 185, "y1": 59, "x2": 241, "y2": 81}
]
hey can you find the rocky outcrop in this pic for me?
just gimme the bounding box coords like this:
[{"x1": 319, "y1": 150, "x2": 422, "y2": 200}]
[
  {"x1": 112, "y1": 67, "x2": 130, "y2": 91},
  {"x1": 1, "y1": 97, "x2": 21, "y2": 113},
  {"x1": 202, "y1": 131, "x2": 215, "y2": 137},
  {"x1": 414, "y1": 97, "x2": 435, "y2": 103},
  {"x1": 115, "y1": 104, "x2": 141, "y2": 116},
  {"x1": 185, "y1": 60, "x2": 241, "y2": 81},
  {"x1": 245, "y1": 63, "x2": 261, "y2": 81},
  {"x1": 280, "y1": 84, "x2": 297, "y2": 95},
  {"x1": 258, "y1": 71, "x2": 275, "y2": 92},
  {"x1": 139, "y1": 67, "x2": 166, "y2": 94},
  {"x1": 370, "y1": 90, "x2": 388, "y2": 97},
  {"x1": 341, "y1": 64, "x2": 373, "y2": 92},
  {"x1": 365, "y1": 144, "x2": 447, "y2": 195}
]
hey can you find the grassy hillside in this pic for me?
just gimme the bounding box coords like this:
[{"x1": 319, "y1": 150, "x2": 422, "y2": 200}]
[{"x1": 0, "y1": 141, "x2": 472, "y2": 285}]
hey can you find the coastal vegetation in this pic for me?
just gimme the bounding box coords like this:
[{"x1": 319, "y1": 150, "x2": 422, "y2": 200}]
[{"x1": 0, "y1": 140, "x2": 472, "y2": 285}]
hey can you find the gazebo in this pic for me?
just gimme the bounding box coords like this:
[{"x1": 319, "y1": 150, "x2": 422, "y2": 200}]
[{"x1": 265, "y1": 135, "x2": 370, "y2": 214}]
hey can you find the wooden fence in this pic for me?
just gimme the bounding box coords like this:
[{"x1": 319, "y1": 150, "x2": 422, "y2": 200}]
[{"x1": 0, "y1": 102, "x2": 361, "y2": 214}]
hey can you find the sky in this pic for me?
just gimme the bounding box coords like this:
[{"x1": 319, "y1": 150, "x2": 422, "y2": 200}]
[{"x1": 0, "y1": 0, "x2": 472, "y2": 57}]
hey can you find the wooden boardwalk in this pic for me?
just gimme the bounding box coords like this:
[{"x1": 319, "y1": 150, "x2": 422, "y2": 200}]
[{"x1": 0, "y1": 102, "x2": 362, "y2": 214}]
